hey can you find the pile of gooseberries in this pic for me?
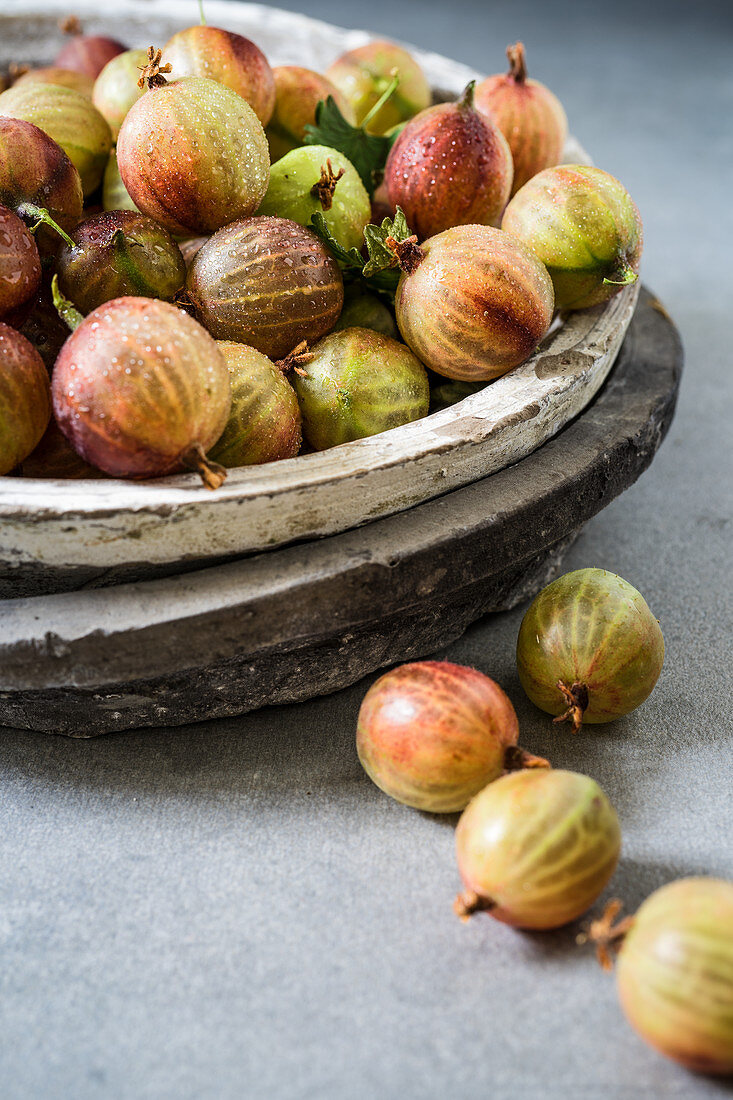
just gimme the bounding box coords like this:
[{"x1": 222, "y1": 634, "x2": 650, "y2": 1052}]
[
  {"x1": 0, "y1": 14, "x2": 727, "y2": 1080},
  {"x1": 0, "y1": 17, "x2": 643, "y2": 486}
]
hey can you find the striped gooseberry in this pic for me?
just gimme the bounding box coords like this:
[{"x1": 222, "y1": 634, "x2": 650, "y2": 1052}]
[
  {"x1": 117, "y1": 59, "x2": 270, "y2": 237},
  {"x1": 475, "y1": 42, "x2": 568, "y2": 195},
  {"x1": 208, "y1": 342, "x2": 301, "y2": 467},
  {"x1": 0, "y1": 205, "x2": 41, "y2": 326},
  {"x1": 55, "y1": 210, "x2": 185, "y2": 314},
  {"x1": 384, "y1": 82, "x2": 513, "y2": 240},
  {"x1": 0, "y1": 118, "x2": 83, "y2": 257},
  {"x1": 102, "y1": 148, "x2": 138, "y2": 214},
  {"x1": 163, "y1": 25, "x2": 275, "y2": 126},
  {"x1": 502, "y1": 165, "x2": 643, "y2": 309},
  {"x1": 588, "y1": 879, "x2": 733, "y2": 1075},
  {"x1": 52, "y1": 297, "x2": 231, "y2": 488},
  {"x1": 92, "y1": 48, "x2": 148, "y2": 139},
  {"x1": 326, "y1": 40, "x2": 431, "y2": 135},
  {"x1": 356, "y1": 661, "x2": 547, "y2": 814},
  {"x1": 0, "y1": 323, "x2": 51, "y2": 473},
  {"x1": 55, "y1": 23, "x2": 126, "y2": 80},
  {"x1": 292, "y1": 327, "x2": 429, "y2": 450},
  {"x1": 13, "y1": 67, "x2": 95, "y2": 98},
  {"x1": 266, "y1": 66, "x2": 355, "y2": 161},
  {"x1": 391, "y1": 224, "x2": 554, "y2": 381},
  {"x1": 516, "y1": 568, "x2": 664, "y2": 731},
  {"x1": 258, "y1": 144, "x2": 371, "y2": 252},
  {"x1": 0, "y1": 82, "x2": 112, "y2": 196},
  {"x1": 334, "y1": 290, "x2": 398, "y2": 338},
  {"x1": 186, "y1": 216, "x2": 343, "y2": 361},
  {"x1": 454, "y1": 768, "x2": 621, "y2": 929}
]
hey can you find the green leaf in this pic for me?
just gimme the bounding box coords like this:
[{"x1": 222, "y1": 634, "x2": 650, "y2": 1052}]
[
  {"x1": 304, "y1": 93, "x2": 394, "y2": 197},
  {"x1": 309, "y1": 212, "x2": 365, "y2": 272},
  {"x1": 309, "y1": 212, "x2": 401, "y2": 299},
  {"x1": 362, "y1": 208, "x2": 413, "y2": 277}
]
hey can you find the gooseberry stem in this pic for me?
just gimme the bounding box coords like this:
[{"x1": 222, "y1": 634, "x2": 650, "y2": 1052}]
[
  {"x1": 181, "y1": 442, "x2": 227, "y2": 490},
  {"x1": 507, "y1": 41, "x2": 528, "y2": 83},
  {"x1": 457, "y1": 80, "x2": 476, "y2": 111},
  {"x1": 51, "y1": 274, "x2": 85, "y2": 332},
  {"x1": 384, "y1": 233, "x2": 424, "y2": 275},
  {"x1": 603, "y1": 263, "x2": 638, "y2": 287},
  {"x1": 311, "y1": 160, "x2": 345, "y2": 211},
  {"x1": 361, "y1": 74, "x2": 400, "y2": 130},
  {"x1": 504, "y1": 745, "x2": 551, "y2": 772},
  {"x1": 18, "y1": 202, "x2": 75, "y2": 248},
  {"x1": 577, "y1": 898, "x2": 636, "y2": 971},
  {"x1": 198, "y1": 0, "x2": 207, "y2": 25},
  {"x1": 453, "y1": 890, "x2": 496, "y2": 922},
  {"x1": 554, "y1": 680, "x2": 589, "y2": 733},
  {"x1": 275, "y1": 341, "x2": 313, "y2": 377},
  {"x1": 138, "y1": 46, "x2": 172, "y2": 91}
]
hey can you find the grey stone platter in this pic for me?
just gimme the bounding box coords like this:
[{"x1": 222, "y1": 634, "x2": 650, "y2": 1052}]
[{"x1": 0, "y1": 288, "x2": 682, "y2": 736}]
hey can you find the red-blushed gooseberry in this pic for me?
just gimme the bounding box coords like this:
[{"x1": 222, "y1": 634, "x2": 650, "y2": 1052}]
[
  {"x1": 52, "y1": 296, "x2": 231, "y2": 488},
  {"x1": 356, "y1": 661, "x2": 544, "y2": 813},
  {"x1": 0, "y1": 322, "x2": 51, "y2": 473}
]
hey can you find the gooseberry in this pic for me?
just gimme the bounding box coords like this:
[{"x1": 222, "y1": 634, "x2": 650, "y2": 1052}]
[
  {"x1": 334, "y1": 289, "x2": 398, "y2": 338},
  {"x1": 117, "y1": 66, "x2": 270, "y2": 237},
  {"x1": 186, "y1": 216, "x2": 344, "y2": 360},
  {"x1": 502, "y1": 165, "x2": 643, "y2": 309},
  {"x1": 0, "y1": 82, "x2": 112, "y2": 196},
  {"x1": 208, "y1": 342, "x2": 301, "y2": 467},
  {"x1": 326, "y1": 40, "x2": 431, "y2": 135},
  {"x1": 612, "y1": 879, "x2": 733, "y2": 1075},
  {"x1": 455, "y1": 768, "x2": 621, "y2": 928},
  {"x1": 292, "y1": 326, "x2": 429, "y2": 450},
  {"x1": 13, "y1": 67, "x2": 95, "y2": 98},
  {"x1": 164, "y1": 25, "x2": 275, "y2": 126},
  {"x1": 20, "y1": 288, "x2": 71, "y2": 372},
  {"x1": 102, "y1": 148, "x2": 138, "y2": 213},
  {"x1": 516, "y1": 568, "x2": 664, "y2": 731},
  {"x1": 385, "y1": 82, "x2": 513, "y2": 239},
  {"x1": 52, "y1": 296, "x2": 231, "y2": 487},
  {"x1": 179, "y1": 237, "x2": 208, "y2": 269},
  {"x1": 0, "y1": 118, "x2": 83, "y2": 256},
  {"x1": 356, "y1": 661, "x2": 543, "y2": 813},
  {"x1": 92, "y1": 48, "x2": 148, "y2": 139},
  {"x1": 392, "y1": 224, "x2": 554, "y2": 381},
  {"x1": 258, "y1": 144, "x2": 371, "y2": 251},
  {"x1": 0, "y1": 205, "x2": 41, "y2": 326},
  {"x1": 475, "y1": 42, "x2": 568, "y2": 195},
  {"x1": 0, "y1": 322, "x2": 51, "y2": 473},
  {"x1": 55, "y1": 25, "x2": 126, "y2": 79},
  {"x1": 266, "y1": 66, "x2": 355, "y2": 161},
  {"x1": 55, "y1": 210, "x2": 186, "y2": 314}
]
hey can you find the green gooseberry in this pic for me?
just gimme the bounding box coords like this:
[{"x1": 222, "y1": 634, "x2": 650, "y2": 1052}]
[
  {"x1": 292, "y1": 326, "x2": 429, "y2": 450},
  {"x1": 258, "y1": 144, "x2": 371, "y2": 252},
  {"x1": 334, "y1": 291, "x2": 398, "y2": 338}
]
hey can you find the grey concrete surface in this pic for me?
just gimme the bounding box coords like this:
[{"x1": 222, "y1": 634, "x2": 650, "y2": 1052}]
[{"x1": 1, "y1": 1, "x2": 732, "y2": 1097}]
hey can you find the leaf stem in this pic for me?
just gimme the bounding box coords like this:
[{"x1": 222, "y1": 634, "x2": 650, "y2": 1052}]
[
  {"x1": 51, "y1": 274, "x2": 85, "y2": 332},
  {"x1": 361, "y1": 73, "x2": 400, "y2": 130},
  {"x1": 18, "y1": 203, "x2": 75, "y2": 248}
]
